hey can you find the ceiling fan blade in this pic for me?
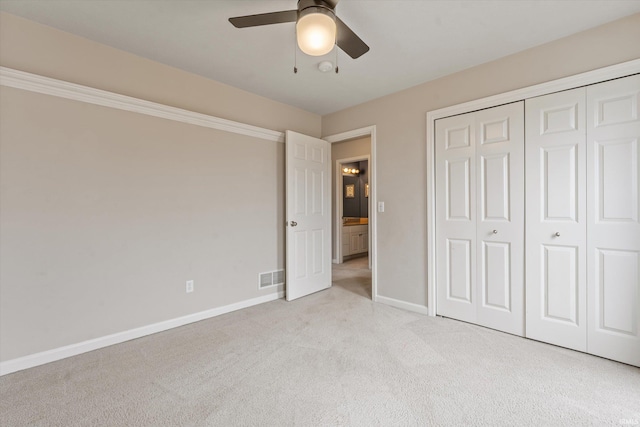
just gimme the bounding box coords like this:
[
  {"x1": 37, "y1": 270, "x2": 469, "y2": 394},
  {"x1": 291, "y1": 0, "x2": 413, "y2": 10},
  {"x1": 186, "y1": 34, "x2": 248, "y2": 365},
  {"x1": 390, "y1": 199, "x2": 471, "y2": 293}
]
[
  {"x1": 335, "y1": 17, "x2": 369, "y2": 59},
  {"x1": 229, "y1": 10, "x2": 297, "y2": 28},
  {"x1": 324, "y1": 0, "x2": 340, "y2": 9}
]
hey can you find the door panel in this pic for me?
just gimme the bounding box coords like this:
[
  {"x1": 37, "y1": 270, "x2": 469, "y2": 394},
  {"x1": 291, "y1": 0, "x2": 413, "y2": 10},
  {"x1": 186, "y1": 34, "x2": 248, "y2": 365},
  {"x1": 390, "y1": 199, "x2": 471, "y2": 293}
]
[
  {"x1": 543, "y1": 145, "x2": 578, "y2": 221},
  {"x1": 294, "y1": 167, "x2": 307, "y2": 214},
  {"x1": 542, "y1": 244, "x2": 579, "y2": 324},
  {"x1": 446, "y1": 159, "x2": 472, "y2": 220},
  {"x1": 294, "y1": 231, "x2": 307, "y2": 279},
  {"x1": 587, "y1": 74, "x2": 640, "y2": 366},
  {"x1": 475, "y1": 102, "x2": 524, "y2": 336},
  {"x1": 541, "y1": 103, "x2": 578, "y2": 135},
  {"x1": 436, "y1": 112, "x2": 477, "y2": 323},
  {"x1": 596, "y1": 249, "x2": 638, "y2": 335},
  {"x1": 480, "y1": 117, "x2": 510, "y2": 145},
  {"x1": 447, "y1": 238, "x2": 473, "y2": 302},
  {"x1": 481, "y1": 154, "x2": 510, "y2": 221},
  {"x1": 286, "y1": 131, "x2": 331, "y2": 301},
  {"x1": 596, "y1": 139, "x2": 637, "y2": 222},
  {"x1": 482, "y1": 241, "x2": 510, "y2": 310},
  {"x1": 311, "y1": 170, "x2": 323, "y2": 214},
  {"x1": 525, "y1": 88, "x2": 587, "y2": 351}
]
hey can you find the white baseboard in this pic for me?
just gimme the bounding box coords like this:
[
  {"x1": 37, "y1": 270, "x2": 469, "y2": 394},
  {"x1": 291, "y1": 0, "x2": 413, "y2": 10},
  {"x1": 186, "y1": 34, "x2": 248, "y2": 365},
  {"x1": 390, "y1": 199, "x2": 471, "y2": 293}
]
[
  {"x1": 0, "y1": 291, "x2": 284, "y2": 376},
  {"x1": 376, "y1": 295, "x2": 429, "y2": 316}
]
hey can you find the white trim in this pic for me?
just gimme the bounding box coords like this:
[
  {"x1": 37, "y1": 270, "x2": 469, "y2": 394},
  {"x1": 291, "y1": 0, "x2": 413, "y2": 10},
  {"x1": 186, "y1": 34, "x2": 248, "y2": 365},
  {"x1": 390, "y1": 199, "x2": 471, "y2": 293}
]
[
  {"x1": 376, "y1": 296, "x2": 429, "y2": 316},
  {"x1": 324, "y1": 126, "x2": 378, "y2": 301},
  {"x1": 0, "y1": 291, "x2": 284, "y2": 376},
  {"x1": 324, "y1": 126, "x2": 375, "y2": 143},
  {"x1": 335, "y1": 154, "x2": 371, "y2": 264},
  {"x1": 426, "y1": 59, "x2": 640, "y2": 318},
  {"x1": 0, "y1": 67, "x2": 285, "y2": 143}
]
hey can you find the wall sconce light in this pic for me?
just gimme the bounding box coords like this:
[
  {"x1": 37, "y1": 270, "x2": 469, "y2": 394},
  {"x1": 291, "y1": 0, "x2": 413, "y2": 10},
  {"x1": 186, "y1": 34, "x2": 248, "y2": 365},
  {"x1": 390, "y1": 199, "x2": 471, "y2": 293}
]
[{"x1": 343, "y1": 167, "x2": 360, "y2": 175}]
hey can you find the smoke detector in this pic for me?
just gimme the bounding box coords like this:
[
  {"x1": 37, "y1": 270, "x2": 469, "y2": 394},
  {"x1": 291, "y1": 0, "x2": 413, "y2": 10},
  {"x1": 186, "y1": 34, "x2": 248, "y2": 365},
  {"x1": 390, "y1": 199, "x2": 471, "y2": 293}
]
[{"x1": 318, "y1": 61, "x2": 334, "y2": 72}]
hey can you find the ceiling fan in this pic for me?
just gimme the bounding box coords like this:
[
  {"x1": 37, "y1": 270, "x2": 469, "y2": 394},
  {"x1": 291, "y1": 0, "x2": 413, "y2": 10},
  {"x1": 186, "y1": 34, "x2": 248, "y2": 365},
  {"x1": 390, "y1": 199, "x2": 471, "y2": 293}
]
[{"x1": 229, "y1": 0, "x2": 369, "y2": 59}]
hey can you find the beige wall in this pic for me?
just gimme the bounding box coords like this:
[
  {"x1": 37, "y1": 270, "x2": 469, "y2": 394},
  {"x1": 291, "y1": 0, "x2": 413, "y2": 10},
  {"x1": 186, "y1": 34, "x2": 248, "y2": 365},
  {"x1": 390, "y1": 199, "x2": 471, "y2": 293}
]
[
  {"x1": 330, "y1": 137, "x2": 371, "y2": 259},
  {"x1": 322, "y1": 13, "x2": 640, "y2": 306},
  {"x1": 0, "y1": 12, "x2": 321, "y2": 362},
  {"x1": 0, "y1": 12, "x2": 321, "y2": 137}
]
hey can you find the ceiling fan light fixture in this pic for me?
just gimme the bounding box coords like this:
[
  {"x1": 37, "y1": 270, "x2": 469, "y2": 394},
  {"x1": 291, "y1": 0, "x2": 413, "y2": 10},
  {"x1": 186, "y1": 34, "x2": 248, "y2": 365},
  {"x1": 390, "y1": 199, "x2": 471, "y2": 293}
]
[{"x1": 296, "y1": 7, "x2": 336, "y2": 56}]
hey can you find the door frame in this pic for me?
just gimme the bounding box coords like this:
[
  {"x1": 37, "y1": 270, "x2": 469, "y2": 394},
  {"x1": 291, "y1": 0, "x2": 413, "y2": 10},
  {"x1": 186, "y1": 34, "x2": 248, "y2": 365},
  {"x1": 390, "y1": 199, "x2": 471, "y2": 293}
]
[
  {"x1": 335, "y1": 154, "x2": 371, "y2": 265},
  {"x1": 324, "y1": 126, "x2": 378, "y2": 301},
  {"x1": 426, "y1": 59, "x2": 640, "y2": 317}
]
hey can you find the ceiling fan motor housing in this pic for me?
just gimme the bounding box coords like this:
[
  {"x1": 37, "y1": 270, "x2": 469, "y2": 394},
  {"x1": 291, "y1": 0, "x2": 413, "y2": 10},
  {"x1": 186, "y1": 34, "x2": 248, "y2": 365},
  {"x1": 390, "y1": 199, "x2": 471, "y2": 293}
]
[{"x1": 297, "y1": 0, "x2": 338, "y2": 14}]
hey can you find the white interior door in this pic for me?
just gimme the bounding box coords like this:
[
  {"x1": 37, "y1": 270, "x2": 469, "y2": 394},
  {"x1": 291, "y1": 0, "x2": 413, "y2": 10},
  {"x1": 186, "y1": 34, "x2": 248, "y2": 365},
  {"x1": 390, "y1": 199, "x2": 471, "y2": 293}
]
[
  {"x1": 435, "y1": 102, "x2": 524, "y2": 335},
  {"x1": 525, "y1": 88, "x2": 587, "y2": 351},
  {"x1": 285, "y1": 131, "x2": 331, "y2": 301},
  {"x1": 436, "y1": 111, "x2": 477, "y2": 323},
  {"x1": 475, "y1": 102, "x2": 525, "y2": 336},
  {"x1": 586, "y1": 74, "x2": 640, "y2": 367}
]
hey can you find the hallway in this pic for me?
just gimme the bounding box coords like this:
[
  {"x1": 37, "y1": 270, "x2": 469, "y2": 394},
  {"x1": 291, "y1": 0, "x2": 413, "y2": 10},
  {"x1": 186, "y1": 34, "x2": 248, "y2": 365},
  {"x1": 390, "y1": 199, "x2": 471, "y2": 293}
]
[{"x1": 332, "y1": 256, "x2": 371, "y2": 300}]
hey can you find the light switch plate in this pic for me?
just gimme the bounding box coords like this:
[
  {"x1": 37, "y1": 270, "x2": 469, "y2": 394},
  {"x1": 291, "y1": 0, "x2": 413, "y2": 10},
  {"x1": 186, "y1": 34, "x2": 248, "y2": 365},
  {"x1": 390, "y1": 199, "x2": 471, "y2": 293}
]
[{"x1": 378, "y1": 202, "x2": 385, "y2": 213}]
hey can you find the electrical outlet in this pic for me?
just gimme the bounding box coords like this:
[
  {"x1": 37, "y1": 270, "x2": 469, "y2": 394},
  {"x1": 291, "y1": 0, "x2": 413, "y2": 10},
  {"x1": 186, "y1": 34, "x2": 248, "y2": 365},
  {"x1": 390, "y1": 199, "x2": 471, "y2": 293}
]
[{"x1": 186, "y1": 280, "x2": 194, "y2": 293}]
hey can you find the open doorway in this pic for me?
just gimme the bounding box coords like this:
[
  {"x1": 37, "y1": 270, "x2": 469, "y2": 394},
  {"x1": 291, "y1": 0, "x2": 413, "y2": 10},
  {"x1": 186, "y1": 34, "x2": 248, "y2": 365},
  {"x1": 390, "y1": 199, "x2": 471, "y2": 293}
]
[
  {"x1": 325, "y1": 126, "x2": 376, "y2": 301},
  {"x1": 336, "y1": 156, "x2": 370, "y2": 266}
]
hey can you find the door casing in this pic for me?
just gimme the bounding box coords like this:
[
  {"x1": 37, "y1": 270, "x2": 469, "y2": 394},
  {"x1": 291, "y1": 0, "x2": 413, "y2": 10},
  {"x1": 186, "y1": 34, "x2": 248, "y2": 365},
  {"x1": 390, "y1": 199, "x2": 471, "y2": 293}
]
[{"x1": 324, "y1": 126, "x2": 378, "y2": 301}]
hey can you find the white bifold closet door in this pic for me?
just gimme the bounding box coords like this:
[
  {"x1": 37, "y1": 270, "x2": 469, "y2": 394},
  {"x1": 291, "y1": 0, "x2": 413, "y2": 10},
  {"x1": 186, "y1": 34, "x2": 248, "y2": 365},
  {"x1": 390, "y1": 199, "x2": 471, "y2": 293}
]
[
  {"x1": 435, "y1": 102, "x2": 525, "y2": 336},
  {"x1": 525, "y1": 87, "x2": 588, "y2": 352},
  {"x1": 526, "y1": 74, "x2": 640, "y2": 366},
  {"x1": 586, "y1": 75, "x2": 640, "y2": 367}
]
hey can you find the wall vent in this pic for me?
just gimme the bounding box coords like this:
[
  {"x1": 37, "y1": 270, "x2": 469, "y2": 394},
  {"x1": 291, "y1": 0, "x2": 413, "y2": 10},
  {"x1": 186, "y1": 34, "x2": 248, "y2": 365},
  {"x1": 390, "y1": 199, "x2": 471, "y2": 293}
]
[
  {"x1": 273, "y1": 270, "x2": 285, "y2": 285},
  {"x1": 258, "y1": 270, "x2": 285, "y2": 289},
  {"x1": 259, "y1": 272, "x2": 273, "y2": 289}
]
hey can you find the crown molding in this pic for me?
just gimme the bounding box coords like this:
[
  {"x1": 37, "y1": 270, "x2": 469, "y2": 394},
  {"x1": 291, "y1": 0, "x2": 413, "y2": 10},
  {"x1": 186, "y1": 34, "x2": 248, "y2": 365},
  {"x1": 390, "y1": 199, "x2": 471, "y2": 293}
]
[{"x1": 0, "y1": 66, "x2": 285, "y2": 143}]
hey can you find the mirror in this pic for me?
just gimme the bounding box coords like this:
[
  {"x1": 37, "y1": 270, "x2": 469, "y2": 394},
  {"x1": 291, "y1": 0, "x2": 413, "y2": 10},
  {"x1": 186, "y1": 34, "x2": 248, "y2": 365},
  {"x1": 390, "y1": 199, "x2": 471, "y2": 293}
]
[{"x1": 342, "y1": 160, "x2": 368, "y2": 219}]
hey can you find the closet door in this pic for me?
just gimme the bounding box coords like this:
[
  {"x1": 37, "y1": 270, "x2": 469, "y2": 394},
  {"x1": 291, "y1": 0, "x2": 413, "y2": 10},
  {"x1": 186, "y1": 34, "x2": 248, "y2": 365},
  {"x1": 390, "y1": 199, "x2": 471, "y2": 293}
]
[
  {"x1": 475, "y1": 103, "x2": 525, "y2": 336},
  {"x1": 586, "y1": 74, "x2": 640, "y2": 367},
  {"x1": 436, "y1": 102, "x2": 524, "y2": 335},
  {"x1": 436, "y1": 111, "x2": 477, "y2": 324},
  {"x1": 525, "y1": 88, "x2": 587, "y2": 351}
]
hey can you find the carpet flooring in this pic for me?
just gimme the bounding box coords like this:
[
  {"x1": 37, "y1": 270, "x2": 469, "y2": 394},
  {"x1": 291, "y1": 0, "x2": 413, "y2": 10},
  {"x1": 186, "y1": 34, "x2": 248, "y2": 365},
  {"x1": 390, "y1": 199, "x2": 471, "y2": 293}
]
[{"x1": 1, "y1": 256, "x2": 639, "y2": 426}]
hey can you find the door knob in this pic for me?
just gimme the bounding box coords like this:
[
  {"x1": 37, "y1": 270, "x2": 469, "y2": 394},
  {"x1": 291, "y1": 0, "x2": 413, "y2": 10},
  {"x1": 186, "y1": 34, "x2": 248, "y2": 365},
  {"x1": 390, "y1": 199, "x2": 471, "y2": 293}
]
[
  {"x1": 290, "y1": 221, "x2": 297, "y2": 227},
  {"x1": 555, "y1": 232, "x2": 560, "y2": 237},
  {"x1": 492, "y1": 230, "x2": 498, "y2": 234}
]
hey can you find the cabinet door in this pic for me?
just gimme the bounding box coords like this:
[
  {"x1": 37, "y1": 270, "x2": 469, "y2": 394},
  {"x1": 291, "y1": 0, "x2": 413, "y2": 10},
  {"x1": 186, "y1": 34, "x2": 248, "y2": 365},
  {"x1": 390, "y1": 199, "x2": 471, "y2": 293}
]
[
  {"x1": 525, "y1": 88, "x2": 587, "y2": 351},
  {"x1": 342, "y1": 231, "x2": 351, "y2": 256},
  {"x1": 475, "y1": 102, "x2": 525, "y2": 336},
  {"x1": 350, "y1": 233, "x2": 360, "y2": 254},
  {"x1": 361, "y1": 232, "x2": 369, "y2": 254},
  {"x1": 586, "y1": 74, "x2": 640, "y2": 367},
  {"x1": 436, "y1": 111, "x2": 477, "y2": 323}
]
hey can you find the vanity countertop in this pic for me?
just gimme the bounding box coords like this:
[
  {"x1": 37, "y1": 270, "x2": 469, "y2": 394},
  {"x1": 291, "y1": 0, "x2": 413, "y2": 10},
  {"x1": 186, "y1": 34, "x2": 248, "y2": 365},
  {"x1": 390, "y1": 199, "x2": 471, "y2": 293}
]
[{"x1": 343, "y1": 218, "x2": 368, "y2": 226}]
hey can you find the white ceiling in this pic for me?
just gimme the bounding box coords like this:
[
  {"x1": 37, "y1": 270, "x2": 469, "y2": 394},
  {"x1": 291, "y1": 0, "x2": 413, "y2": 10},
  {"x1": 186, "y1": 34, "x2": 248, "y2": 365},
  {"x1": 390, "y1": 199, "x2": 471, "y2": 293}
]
[{"x1": 1, "y1": 1, "x2": 640, "y2": 115}]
